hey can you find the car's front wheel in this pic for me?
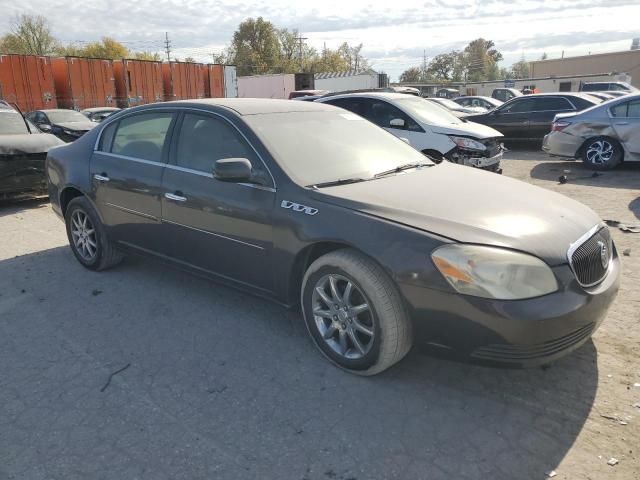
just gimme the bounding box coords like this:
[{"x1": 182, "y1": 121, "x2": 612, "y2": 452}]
[
  {"x1": 65, "y1": 196, "x2": 123, "y2": 271},
  {"x1": 582, "y1": 137, "x2": 622, "y2": 170},
  {"x1": 301, "y1": 249, "x2": 412, "y2": 375}
]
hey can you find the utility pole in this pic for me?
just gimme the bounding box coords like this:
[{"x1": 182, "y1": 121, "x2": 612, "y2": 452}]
[
  {"x1": 422, "y1": 49, "x2": 427, "y2": 81},
  {"x1": 164, "y1": 32, "x2": 172, "y2": 62},
  {"x1": 295, "y1": 32, "x2": 308, "y2": 72}
]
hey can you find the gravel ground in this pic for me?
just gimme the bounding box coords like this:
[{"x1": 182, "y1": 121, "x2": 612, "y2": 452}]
[{"x1": 0, "y1": 150, "x2": 638, "y2": 480}]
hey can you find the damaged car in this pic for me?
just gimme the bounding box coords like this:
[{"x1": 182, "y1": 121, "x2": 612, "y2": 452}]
[
  {"x1": 46, "y1": 99, "x2": 619, "y2": 374},
  {"x1": 543, "y1": 93, "x2": 640, "y2": 170},
  {"x1": 25, "y1": 109, "x2": 98, "y2": 143},
  {"x1": 1, "y1": 103, "x2": 63, "y2": 199},
  {"x1": 317, "y1": 93, "x2": 504, "y2": 172}
]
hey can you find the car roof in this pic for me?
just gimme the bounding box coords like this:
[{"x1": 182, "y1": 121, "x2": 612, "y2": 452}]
[
  {"x1": 148, "y1": 98, "x2": 340, "y2": 115},
  {"x1": 81, "y1": 107, "x2": 120, "y2": 113},
  {"x1": 30, "y1": 108, "x2": 81, "y2": 113},
  {"x1": 316, "y1": 92, "x2": 411, "y2": 102},
  {"x1": 457, "y1": 96, "x2": 494, "y2": 100}
]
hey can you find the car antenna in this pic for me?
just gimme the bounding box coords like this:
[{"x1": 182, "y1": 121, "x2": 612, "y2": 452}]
[{"x1": 10, "y1": 102, "x2": 33, "y2": 134}]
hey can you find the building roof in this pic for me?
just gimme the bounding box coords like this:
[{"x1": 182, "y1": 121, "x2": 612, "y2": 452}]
[
  {"x1": 530, "y1": 48, "x2": 640, "y2": 65},
  {"x1": 314, "y1": 69, "x2": 378, "y2": 79}
]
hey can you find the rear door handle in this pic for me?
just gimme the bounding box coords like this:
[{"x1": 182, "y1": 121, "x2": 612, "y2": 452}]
[
  {"x1": 165, "y1": 192, "x2": 187, "y2": 202},
  {"x1": 93, "y1": 174, "x2": 110, "y2": 182}
]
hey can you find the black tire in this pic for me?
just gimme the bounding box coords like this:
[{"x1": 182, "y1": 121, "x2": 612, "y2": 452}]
[
  {"x1": 301, "y1": 249, "x2": 412, "y2": 375},
  {"x1": 64, "y1": 196, "x2": 123, "y2": 271},
  {"x1": 582, "y1": 136, "x2": 622, "y2": 170}
]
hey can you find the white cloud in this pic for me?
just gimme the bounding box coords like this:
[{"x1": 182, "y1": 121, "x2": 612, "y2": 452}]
[{"x1": 1, "y1": 0, "x2": 639, "y2": 79}]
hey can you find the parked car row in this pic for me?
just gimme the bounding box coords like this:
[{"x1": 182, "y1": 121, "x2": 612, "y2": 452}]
[{"x1": 44, "y1": 98, "x2": 620, "y2": 374}]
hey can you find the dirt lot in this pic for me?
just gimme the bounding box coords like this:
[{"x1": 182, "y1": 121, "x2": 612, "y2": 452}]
[{"x1": 1, "y1": 150, "x2": 639, "y2": 480}]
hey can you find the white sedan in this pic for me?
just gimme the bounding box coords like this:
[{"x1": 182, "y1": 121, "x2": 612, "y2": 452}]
[{"x1": 316, "y1": 92, "x2": 505, "y2": 172}]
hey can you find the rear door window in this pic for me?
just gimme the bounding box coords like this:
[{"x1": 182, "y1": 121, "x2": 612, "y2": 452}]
[
  {"x1": 500, "y1": 98, "x2": 536, "y2": 113},
  {"x1": 611, "y1": 100, "x2": 640, "y2": 117},
  {"x1": 533, "y1": 97, "x2": 574, "y2": 111},
  {"x1": 110, "y1": 112, "x2": 174, "y2": 162},
  {"x1": 323, "y1": 98, "x2": 367, "y2": 117}
]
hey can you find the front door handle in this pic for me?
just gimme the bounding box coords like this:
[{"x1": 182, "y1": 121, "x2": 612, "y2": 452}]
[
  {"x1": 165, "y1": 192, "x2": 187, "y2": 202},
  {"x1": 93, "y1": 173, "x2": 110, "y2": 182}
]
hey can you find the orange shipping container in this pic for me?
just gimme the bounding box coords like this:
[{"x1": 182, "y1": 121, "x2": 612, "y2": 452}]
[
  {"x1": 203, "y1": 64, "x2": 225, "y2": 98},
  {"x1": 162, "y1": 62, "x2": 205, "y2": 101},
  {"x1": 52, "y1": 57, "x2": 116, "y2": 110},
  {"x1": 0, "y1": 54, "x2": 57, "y2": 112},
  {"x1": 113, "y1": 59, "x2": 163, "y2": 108}
]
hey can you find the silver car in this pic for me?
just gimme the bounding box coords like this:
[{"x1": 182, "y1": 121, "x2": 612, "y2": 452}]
[{"x1": 542, "y1": 93, "x2": 640, "y2": 170}]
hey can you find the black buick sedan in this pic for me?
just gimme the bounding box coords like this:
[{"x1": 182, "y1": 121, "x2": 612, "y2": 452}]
[{"x1": 46, "y1": 99, "x2": 620, "y2": 375}]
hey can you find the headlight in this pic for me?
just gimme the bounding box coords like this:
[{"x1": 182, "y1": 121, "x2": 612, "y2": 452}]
[
  {"x1": 449, "y1": 136, "x2": 486, "y2": 151},
  {"x1": 431, "y1": 244, "x2": 558, "y2": 300}
]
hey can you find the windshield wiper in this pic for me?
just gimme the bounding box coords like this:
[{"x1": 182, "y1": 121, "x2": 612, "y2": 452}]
[
  {"x1": 373, "y1": 162, "x2": 432, "y2": 179},
  {"x1": 309, "y1": 177, "x2": 369, "y2": 189}
]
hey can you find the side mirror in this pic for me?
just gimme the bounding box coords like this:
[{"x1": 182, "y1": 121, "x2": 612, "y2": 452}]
[
  {"x1": 389, "y1": 118, "x2": 405, "y2": 129},
  {"x1": 213, "y1": 158, "x2": 252, "y2": 182},
  {"x1": 38, "y1": 123, "x2": 52, "y2": 132}
]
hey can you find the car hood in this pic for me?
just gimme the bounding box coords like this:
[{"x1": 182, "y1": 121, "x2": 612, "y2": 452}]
[
  {"x1": 54, "y1": 121, "x2": 97, "y2": 131},
  {"x1": 430, "y1": 120, "x2": 503, "y2": 139},
  {"x1": 0, "y1": 133, "x2": 64, "y2": 155},
  {"x1": 311, "y1": 163, "x2": 600, "y2": 264}
]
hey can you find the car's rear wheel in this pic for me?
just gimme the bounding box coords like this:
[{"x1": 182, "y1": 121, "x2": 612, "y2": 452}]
[
  {"x1": 301, "y1": 249, "x2": 412, "y2": 375},
  {"x1": 65, "y1": 196, "x2": 123, "y2": 271},
  {"x1": 582, "y1": 137, "x2": 622, "y2": 170}
]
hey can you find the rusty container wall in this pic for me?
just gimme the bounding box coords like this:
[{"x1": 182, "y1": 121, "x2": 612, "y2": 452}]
[
  {"x1": 113, "y1": 59, "x2": 163, "y2": 108},
  {"x1": 204, "y1": 64, "x2": 225, "y2": 98},
  {"x1": 52, "y1": 57, "x2": 116, "y2": 110},
  {"x1": 0, "y1": 54, "x2": 57, "y2": 111},
  {"x1": 162, "y1": 62, "x2": 205, "y2": 101}
]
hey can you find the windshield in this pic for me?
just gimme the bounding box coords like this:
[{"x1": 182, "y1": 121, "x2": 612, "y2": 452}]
[
  {"x1": 46, "y1": 110, "x2": 89, "y2": 123},
  {"x1": 245, "y1": 111, "x2": 434, "y2": 186},
  {"x1": 396, "y1": 97, "x2": 462, "y2": 125},
  {"x1": 0, "y1": 112, "x2": 29, "y2": 135}
]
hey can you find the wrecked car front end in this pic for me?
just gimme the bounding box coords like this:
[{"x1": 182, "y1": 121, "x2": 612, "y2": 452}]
[
  {"x1": 445, "y1": 136, "x2": 505, "y2": 173},
  {"x1": 0, "y1": 134, "x2": 64, "y2": 199}
]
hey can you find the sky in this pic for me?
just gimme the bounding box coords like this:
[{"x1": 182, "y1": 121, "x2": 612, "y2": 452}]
[{"x1": 1, "y1": 0, "x2": 639, "y2": 80}]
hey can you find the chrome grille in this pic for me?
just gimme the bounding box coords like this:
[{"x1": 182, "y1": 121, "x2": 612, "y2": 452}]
[{"x1": 569, "y1": 226, "x2": 612, "y2": 287}]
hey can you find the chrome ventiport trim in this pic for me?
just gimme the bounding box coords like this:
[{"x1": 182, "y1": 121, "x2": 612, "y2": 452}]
[{"x1": 567, "y1": 223, "x2": 612, "y2": 288}]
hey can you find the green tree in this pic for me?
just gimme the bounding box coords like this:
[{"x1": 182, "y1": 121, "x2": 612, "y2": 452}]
[
  {"x1": 0, "y1": 14, "x2": 59, "y2": 55},
  {"x1": 510, "y1": 57, "x2": 530, "y2": 79},
  {"x1": 427, "y1": 51, "x2": 466, "y2": 80},
  {"x1": 463, "y1": 38, "x2": 503, "y2": 82},
  {"x1": 229, "y1": 17, "x2": 281, "y2": 75},
  {"x1": 62, "y1": 37, "x2": 130, "y2": 59},
  {"x1": 133, "y1": 51, "x2": 161, "y2": 61},
  {"x1": 399, "y1": 67, "x2": 424, "y2": 83}
]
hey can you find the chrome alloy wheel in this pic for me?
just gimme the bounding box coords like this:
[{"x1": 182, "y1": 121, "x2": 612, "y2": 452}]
[
  {"x1": 311, "y1": 274, "x2": 375, "y2": 359},
  {"x1": 70, "y1": 210, "x2": 97, "y2": 261},
  {"x1": 586, "y1": 140, "x2": 614, "y2": 165}
]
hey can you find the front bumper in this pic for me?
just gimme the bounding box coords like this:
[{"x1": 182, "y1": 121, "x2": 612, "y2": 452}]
[
  {"x1": 542, "y1": 131, "x2": 583, "y2": 158},
  {"x1": 448, "y1": 149, "x2": 503, "y2": 173},
  {"x1": 399, "y1": 254, "x2": 620, "y2": 367}
]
